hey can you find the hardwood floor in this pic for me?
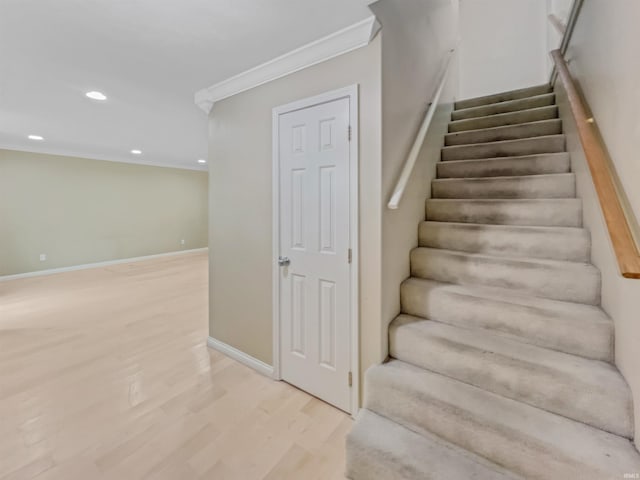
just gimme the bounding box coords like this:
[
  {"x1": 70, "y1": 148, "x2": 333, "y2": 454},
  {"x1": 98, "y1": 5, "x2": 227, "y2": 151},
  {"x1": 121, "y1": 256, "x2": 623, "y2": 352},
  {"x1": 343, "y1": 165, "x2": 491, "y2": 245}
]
[{"x1": 0, "y1": 252, "x2": 351, "y2": 479}]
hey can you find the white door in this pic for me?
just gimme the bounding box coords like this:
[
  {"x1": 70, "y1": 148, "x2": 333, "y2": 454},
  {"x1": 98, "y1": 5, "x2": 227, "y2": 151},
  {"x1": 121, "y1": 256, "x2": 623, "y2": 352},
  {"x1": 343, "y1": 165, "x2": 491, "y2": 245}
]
[{"x1": 277, "y1": 96, "x2": 352, "y2": 412}]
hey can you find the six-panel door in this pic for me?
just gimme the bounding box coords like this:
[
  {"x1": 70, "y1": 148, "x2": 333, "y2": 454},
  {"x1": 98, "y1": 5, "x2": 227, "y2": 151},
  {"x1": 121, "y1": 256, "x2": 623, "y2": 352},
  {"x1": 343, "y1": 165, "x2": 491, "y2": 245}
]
[{"x1": 278, "y1": 96, "x2": 352, "y2": 412}]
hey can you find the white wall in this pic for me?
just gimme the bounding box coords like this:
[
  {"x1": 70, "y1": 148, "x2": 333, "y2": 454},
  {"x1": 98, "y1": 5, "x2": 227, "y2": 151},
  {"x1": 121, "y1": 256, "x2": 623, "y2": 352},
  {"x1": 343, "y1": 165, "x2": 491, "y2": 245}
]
[
  {"x1": 458, "y1": 0, "x2": 548, "y2": 99},
  {"x1": 369, "y1": 0, "x2": 459, "y2": 360},
  {"x1": 557, "y1": 0, "x2": 640, "y2": 446}
]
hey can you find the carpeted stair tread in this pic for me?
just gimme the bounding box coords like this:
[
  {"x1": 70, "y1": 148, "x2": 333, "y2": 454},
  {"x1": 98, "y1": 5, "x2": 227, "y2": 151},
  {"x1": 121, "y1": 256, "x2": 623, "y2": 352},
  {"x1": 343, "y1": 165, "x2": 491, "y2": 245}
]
[
  {"x1": 436, "y1": 153, "x2": 570, "y2": 178},
  {"x1": 452, "y1": 93, "x2": 556, "y2": 121},
  {"x1": 345, "y1": 409, "x2": 522, "y2": 480},
  {"x1": 454, "y1": 84, "x2": 553, "y2": 110},
  {"x1": 445, "y1": 119, "x2": 562, "y2": 146},
  {"x1": 442, "y1": 134, "x2": 565, "y2": 161},
  {"x1": 389, "y1": 316, "x2": 631, "y2": 437},
  {"x1": 426, "y1": 198, "x2": 582, "y2": 227},
  {"x1": 432, "y1": 172, "x2": 575, "y2": 199},
  {"x1": 364, "y1": 361, "x2": 640, "y2": 480},
  {"x1": 410, "y1": 247, "x2": 600, "y2": 304},
  {"x1": 400, "y1": 277, "x2": 612, "y2": 360},
  {"x1": 449, "y1": 105, "x2": 559, "y2": 133},
  {"x1": 418, "y1": 221, "x2": 590, "y2": 261}
]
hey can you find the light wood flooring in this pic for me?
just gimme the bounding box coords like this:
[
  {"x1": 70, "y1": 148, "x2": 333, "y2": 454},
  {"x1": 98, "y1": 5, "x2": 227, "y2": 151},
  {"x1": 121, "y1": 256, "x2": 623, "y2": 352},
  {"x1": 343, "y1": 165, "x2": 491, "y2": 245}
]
[{"x1": 0, "y1": 252, "x2": 352, "y2": 479}]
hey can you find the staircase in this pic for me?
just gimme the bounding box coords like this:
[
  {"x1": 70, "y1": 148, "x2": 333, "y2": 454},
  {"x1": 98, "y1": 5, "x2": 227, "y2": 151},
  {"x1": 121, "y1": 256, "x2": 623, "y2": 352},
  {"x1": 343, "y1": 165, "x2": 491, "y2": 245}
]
[{"x1": 346, "y1": 84, "x2": 640, "y2": 479}]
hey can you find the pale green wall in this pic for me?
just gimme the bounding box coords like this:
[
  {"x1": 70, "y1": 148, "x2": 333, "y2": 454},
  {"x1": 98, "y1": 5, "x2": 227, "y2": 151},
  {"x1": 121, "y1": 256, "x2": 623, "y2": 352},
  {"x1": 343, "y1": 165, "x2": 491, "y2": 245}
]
[{"x1": 0, "y1": 149, "x2": 208, "y2": 276}]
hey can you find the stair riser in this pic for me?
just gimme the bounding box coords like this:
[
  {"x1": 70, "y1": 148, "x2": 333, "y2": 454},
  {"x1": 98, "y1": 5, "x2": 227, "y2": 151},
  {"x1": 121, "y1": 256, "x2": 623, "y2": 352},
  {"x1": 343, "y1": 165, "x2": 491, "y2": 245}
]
[
  {"x1": 452, "y1": 94, "x2": 555, "y2": 121},
  {"x1": 455, "y1": 84, "x2": 553, "y2": 110},
  {"x1": 365, "y1": 364, "x2": 637, "y2": 479},
  {"x1": 437, "y1": 154, "x2": 570, "y2": 178},
  {"x1": 442, "y1": 135, "x2": 565, "y2": 161},
  {"x1": 389, "y1": 321, "x2": 629, "y2": 437},
  {"x1": 432, "y1": 174, "x2": 575, "y2": 199},
  {"x1": 445, "y1": 119, "x2": 562, "y2": 146},
  {"x1": 449, "y1": 106, "x2": 558, "y2": 133},
  {"x1": 410, "y1": 249, "x2": 601, "y2": 304},
  {"x1": 400, "y1": 280, "x2": 612, "y2": 361},
  {"x1": 426, "y1": 200, "x2": 583, "y2": 227},
  {"x1": 418, "y1": 222, "x2": 590, "y2": 262}
]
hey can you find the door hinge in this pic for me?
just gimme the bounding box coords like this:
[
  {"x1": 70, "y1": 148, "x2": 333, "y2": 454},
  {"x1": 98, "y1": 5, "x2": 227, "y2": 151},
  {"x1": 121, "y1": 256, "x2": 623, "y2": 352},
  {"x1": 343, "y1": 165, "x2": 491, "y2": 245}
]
[
  {"x1": 348, "y1": 248, "x2": 352, "y2": 264},
  {"x1": 348, "y1": 125, "x2": 352, "y2": 141},
  {"x1": 348, "y1": 371, "x2": 353, "y2": 387}
]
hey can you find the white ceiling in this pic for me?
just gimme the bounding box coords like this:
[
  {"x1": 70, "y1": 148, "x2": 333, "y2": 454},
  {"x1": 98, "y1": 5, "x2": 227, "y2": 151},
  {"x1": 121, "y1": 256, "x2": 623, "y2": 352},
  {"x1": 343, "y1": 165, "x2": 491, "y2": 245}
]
[{"x1": 0, "y1": 0, "x2": 373, "y2": 170}]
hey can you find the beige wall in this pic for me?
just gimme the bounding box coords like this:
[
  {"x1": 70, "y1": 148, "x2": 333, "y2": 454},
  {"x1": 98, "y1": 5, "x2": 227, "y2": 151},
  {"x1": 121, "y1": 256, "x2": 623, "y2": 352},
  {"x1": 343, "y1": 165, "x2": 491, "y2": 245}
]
[
  {"x1": 557, "y1": 0, "x2": 640, "y2": 444},
  {"x1": 0, "y1": 149, "x2": 208, "y2": 276},
  {"x1": 207, "y1": 39, "x2": 382, "y2": 374},
  {"x1": 370, "y1": 0, "x2": 459, "y2": 359},
  {"x1": 459, "y1": 0, "x2": 548, "y2": 99}
]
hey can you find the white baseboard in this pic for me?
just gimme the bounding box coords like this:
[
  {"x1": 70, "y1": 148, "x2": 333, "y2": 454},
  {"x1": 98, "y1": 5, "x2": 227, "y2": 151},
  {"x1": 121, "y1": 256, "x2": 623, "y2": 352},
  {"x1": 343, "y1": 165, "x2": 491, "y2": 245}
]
[
  {"x1": 207, "y1": 336, "x2": 274, "y2": 378},
  {"x1": 0, "y1": 247, "x2": 208, "y2": 282}
]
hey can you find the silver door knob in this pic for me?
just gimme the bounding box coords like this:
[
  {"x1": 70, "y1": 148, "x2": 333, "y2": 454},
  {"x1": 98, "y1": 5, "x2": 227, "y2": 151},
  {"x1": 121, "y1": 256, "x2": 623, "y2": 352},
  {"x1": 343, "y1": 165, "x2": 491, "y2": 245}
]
[{"x1": 278, "y1": 256, "x2": 290, "y2": 267}]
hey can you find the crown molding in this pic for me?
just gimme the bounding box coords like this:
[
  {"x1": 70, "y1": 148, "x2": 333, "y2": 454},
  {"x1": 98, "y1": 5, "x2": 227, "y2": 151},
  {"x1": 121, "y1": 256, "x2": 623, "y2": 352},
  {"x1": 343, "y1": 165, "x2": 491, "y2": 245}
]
[
  {"x1": 194, "y1": 16, "x2": 381, "y2": 114},
  {"x1": 0, "y1": 143, "x2": 208, "y2": 172}
]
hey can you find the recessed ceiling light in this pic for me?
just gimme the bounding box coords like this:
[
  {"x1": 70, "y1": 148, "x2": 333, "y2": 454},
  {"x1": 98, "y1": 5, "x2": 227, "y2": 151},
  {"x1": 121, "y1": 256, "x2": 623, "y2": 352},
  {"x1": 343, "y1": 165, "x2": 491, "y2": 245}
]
[
  {"x1": 86, "y1": 91, "x2": 107, "y2": 101},
  {"x1": 28, "y1": 134, "x2": 44, "y2": 141},
  {"x1": 197, "y1": 159, "x2": 207, "y2": 164},
  {"x1": 131, "y1": 149, "x2": 142, "y2": 155}
]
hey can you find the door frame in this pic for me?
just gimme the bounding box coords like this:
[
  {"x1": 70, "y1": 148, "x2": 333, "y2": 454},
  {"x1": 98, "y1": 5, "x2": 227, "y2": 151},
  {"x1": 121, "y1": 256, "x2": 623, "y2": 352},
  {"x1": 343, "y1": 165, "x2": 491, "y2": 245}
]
[{"x1": 271, "y1": 84, "x2": 359, "y2": 416}]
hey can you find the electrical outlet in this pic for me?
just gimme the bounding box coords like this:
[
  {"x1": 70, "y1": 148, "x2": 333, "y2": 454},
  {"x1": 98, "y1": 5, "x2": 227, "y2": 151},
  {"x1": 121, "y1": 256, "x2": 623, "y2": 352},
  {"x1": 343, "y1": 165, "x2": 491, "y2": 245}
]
[
  {"x1": 180, "y1": 239, "x2": 185, "y2": 246},
  {"x1": 39, "y1": 254, "x2": 47, "y2": 261}
]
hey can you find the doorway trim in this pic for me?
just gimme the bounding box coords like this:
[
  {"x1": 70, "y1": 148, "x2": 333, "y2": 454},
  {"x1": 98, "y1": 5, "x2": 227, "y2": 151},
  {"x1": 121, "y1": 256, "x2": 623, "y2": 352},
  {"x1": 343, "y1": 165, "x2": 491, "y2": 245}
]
[{"x1": 271, "y1": 84, "x2": 359, "y2": 416}]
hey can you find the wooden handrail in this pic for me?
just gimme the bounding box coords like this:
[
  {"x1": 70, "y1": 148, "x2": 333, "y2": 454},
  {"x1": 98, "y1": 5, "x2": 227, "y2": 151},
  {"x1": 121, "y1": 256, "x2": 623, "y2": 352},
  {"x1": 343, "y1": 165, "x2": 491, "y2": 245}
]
[
  {"x1": 387, "y1": 49, "x2": 454, "y2": 209},
  {"x1": 551, "y1": 49, "x2": 640, "y2": 279}
]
